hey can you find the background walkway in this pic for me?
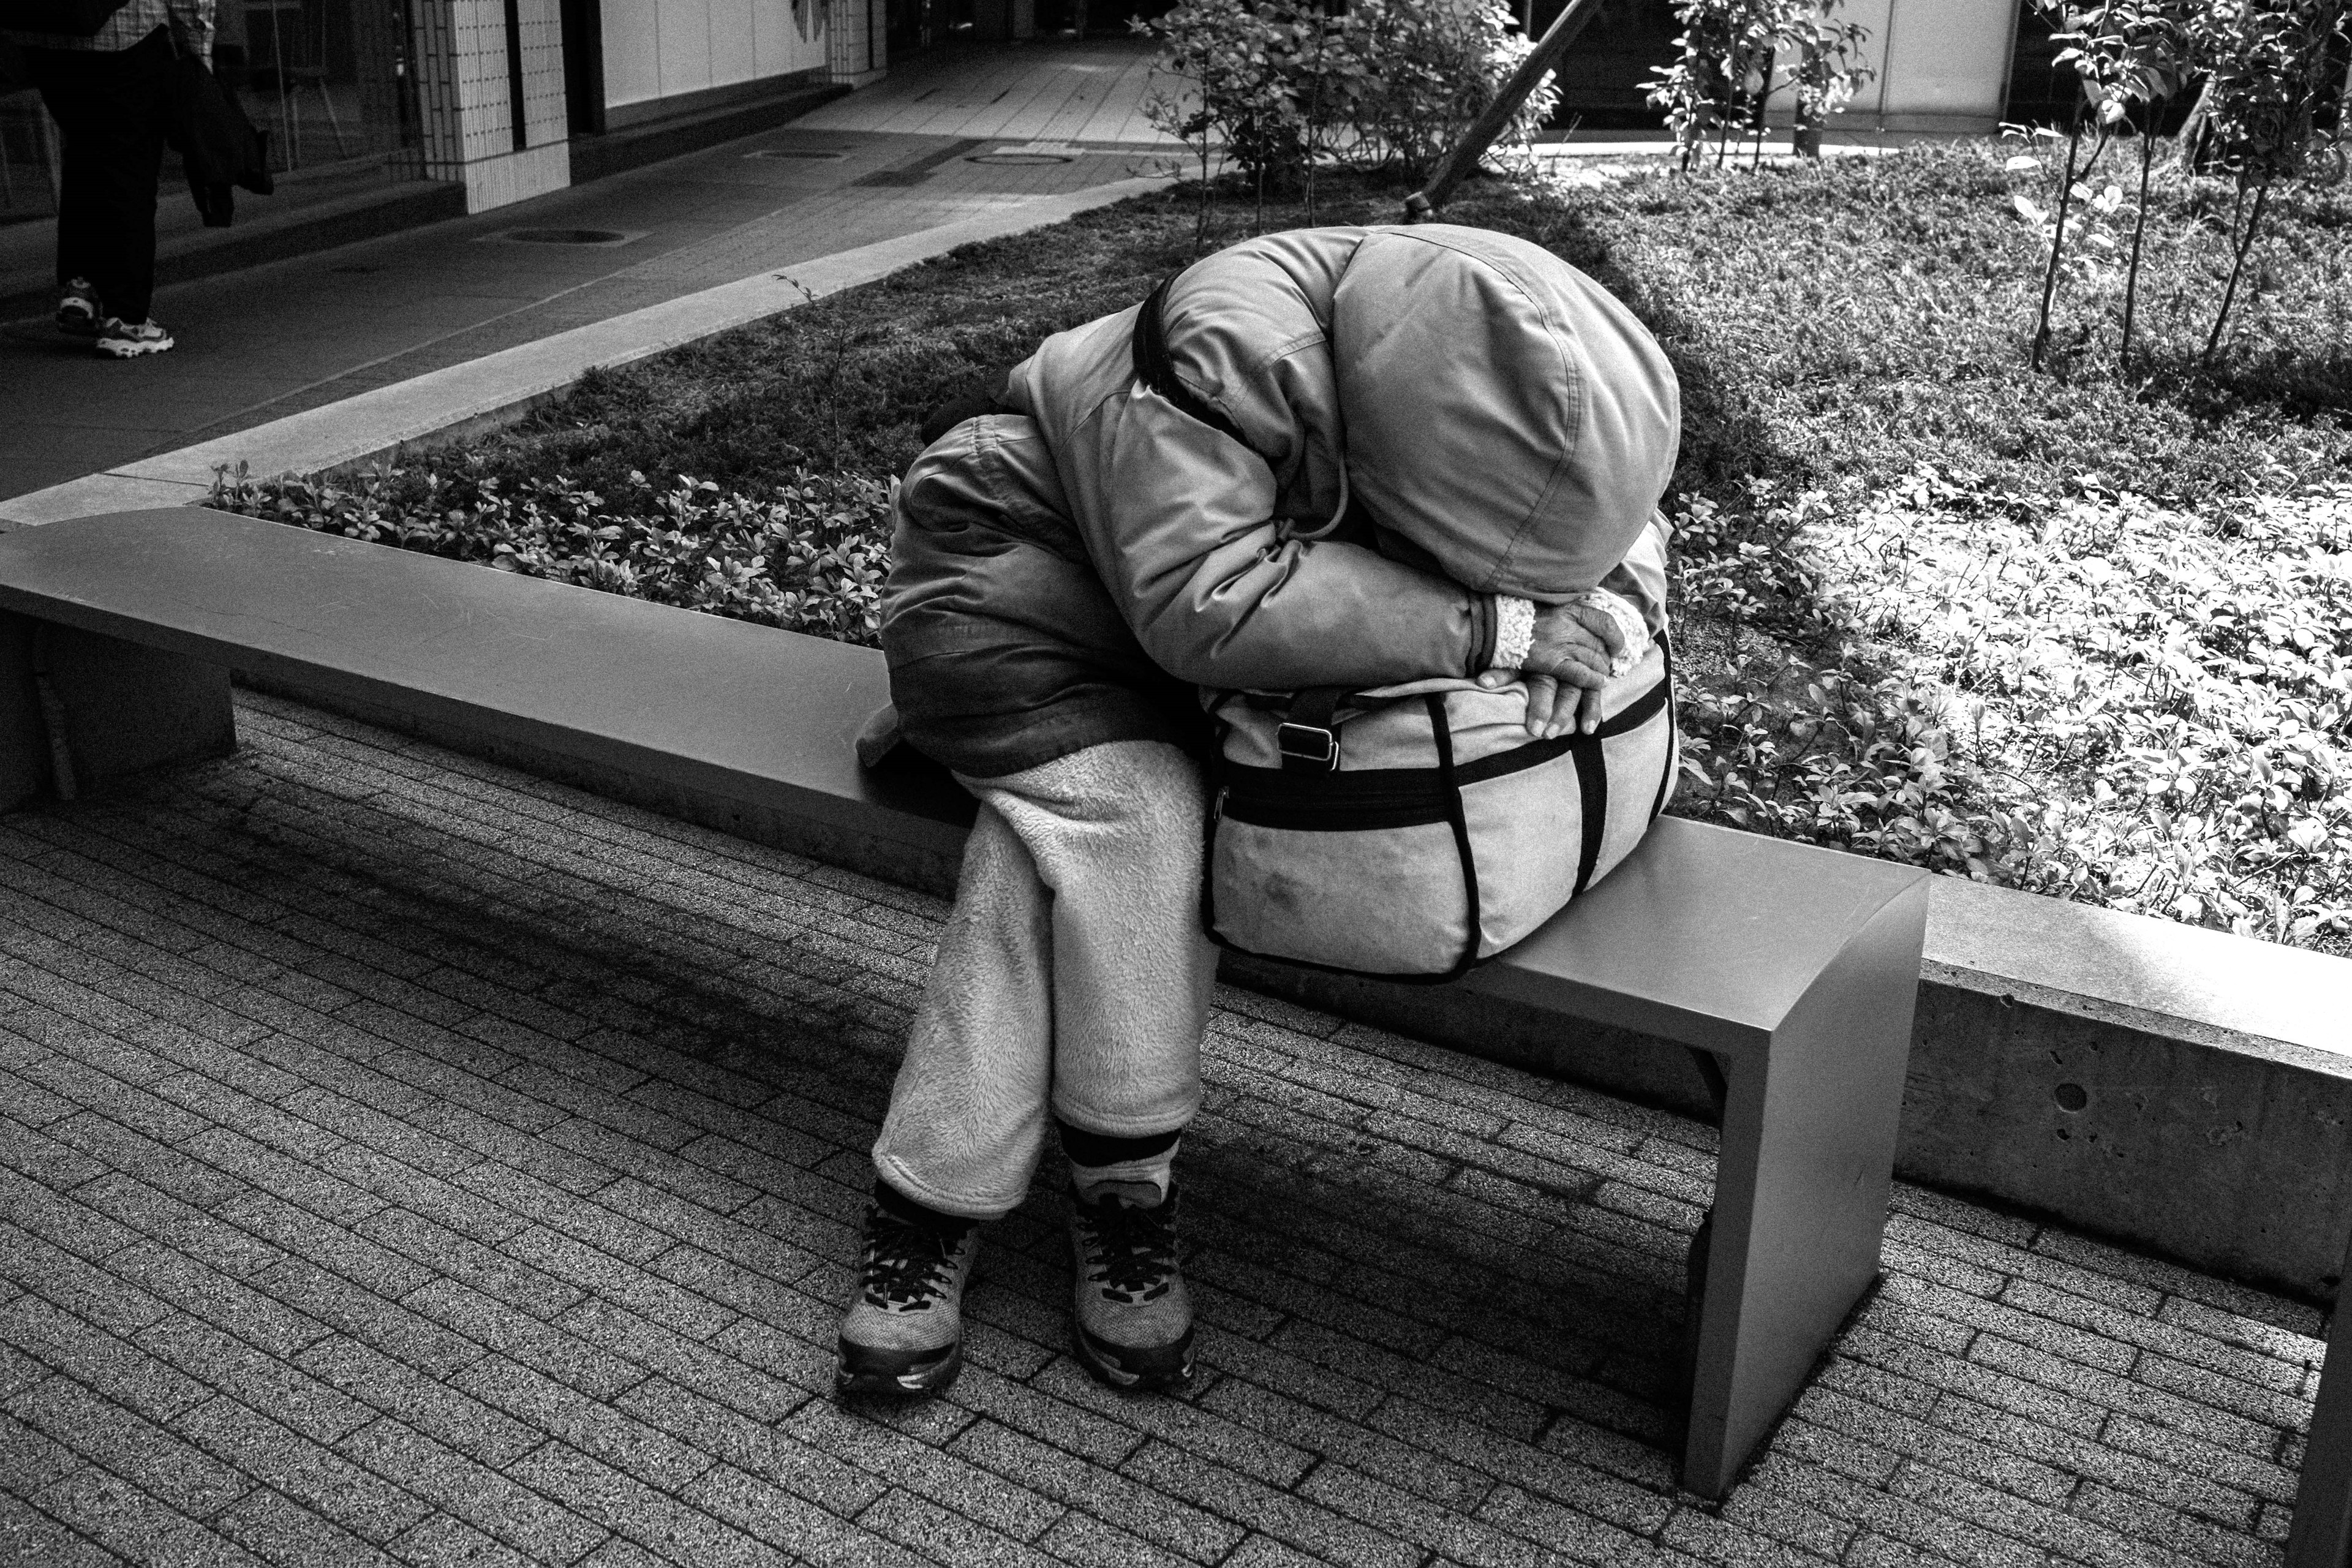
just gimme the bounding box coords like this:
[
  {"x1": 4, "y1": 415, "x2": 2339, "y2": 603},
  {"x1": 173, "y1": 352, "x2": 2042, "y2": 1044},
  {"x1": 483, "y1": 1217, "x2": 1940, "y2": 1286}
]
[
  {"x1": 796, "y1": 33, "x2": 1178, "y2": 144},
  {"x1": 0, "y1": 37, "x2": 1176, "y2": 506},
  {"x1": 0, "y1": 688, "x2": 2321, "y2": 1568}
]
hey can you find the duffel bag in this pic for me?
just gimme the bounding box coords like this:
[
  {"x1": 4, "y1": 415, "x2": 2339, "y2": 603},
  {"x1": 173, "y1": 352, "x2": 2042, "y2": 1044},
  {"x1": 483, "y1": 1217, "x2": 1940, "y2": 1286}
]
[{"x1": 1202, "y1": 639, "x2": 1677, "y2": 979}]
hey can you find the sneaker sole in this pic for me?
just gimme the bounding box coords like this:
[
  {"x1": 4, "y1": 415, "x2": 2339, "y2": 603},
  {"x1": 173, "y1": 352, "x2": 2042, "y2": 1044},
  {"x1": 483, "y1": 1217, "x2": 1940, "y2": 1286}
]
[
  {"x1": 96, "y1": 336, "x2": 174, "y2": 358},
  {"x1": 1073, "y1": 1324, "x2": 1194, "y2": 1392},
  {"x1": 834, "y1": 1337, "x2": 962, "y2": 1400},
  {"x1": 56, "y1": 314, "x2": 99, "y2": 337}
]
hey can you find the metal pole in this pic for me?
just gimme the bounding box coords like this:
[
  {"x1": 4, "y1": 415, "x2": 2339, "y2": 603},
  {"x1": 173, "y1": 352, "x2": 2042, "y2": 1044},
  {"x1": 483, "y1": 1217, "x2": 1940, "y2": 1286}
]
[
  {"x1": 1874, "y1": 0, "x2": 1899, "y2": 133},
  {"x1": 269, "y1": 2, "x2": 295, "y2": 168},
  {"x1": 1403, "y1": 0, "x2": 1607, "y2": 222}
]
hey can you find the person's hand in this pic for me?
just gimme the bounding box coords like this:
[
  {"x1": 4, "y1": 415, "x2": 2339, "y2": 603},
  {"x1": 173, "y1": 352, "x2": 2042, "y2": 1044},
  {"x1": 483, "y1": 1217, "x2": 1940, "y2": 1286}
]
[{"x1": 1474, "y1": 600, "x2": 1627, "y2": 739}]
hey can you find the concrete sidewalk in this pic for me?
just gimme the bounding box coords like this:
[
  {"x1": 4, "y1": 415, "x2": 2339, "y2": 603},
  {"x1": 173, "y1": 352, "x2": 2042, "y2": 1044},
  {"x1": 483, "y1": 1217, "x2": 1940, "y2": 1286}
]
[
  {"x1": 0, "y1": 36, "x2": 1178, "y2": 506},
  {"x1": 0, "y1": 689, "x2": 2321, "y2": 1568}
]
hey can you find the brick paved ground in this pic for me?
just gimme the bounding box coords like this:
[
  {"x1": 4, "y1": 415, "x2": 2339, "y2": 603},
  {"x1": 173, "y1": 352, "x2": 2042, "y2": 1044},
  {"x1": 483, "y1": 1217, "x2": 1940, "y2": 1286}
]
[{"x1": 0, "y1": 691, "x2": 2327, "y2": 1568}]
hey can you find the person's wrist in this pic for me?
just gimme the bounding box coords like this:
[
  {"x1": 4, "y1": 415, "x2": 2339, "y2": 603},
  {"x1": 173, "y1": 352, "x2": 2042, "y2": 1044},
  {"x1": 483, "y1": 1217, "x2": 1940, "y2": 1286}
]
[
  {"x1": 1566, "y1": 589, "x2": 1651, "y2": 677},
  {"x1": 1488, "y1": 594, "x2": 1536, "y2": 672}
]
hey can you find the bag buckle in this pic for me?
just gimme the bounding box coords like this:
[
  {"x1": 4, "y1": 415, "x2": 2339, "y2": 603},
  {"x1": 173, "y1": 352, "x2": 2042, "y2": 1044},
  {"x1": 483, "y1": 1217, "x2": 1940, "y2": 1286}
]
[{"x1": 1276, "y1": 722, "x2": 1340, "y2": 771}]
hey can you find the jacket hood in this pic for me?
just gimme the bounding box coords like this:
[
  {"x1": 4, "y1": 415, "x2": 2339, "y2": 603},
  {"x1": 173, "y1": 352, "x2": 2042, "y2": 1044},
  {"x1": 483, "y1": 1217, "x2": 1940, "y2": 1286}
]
[{"x1": 1330, "y1": 225, "x2": 1679, "y2": 599}]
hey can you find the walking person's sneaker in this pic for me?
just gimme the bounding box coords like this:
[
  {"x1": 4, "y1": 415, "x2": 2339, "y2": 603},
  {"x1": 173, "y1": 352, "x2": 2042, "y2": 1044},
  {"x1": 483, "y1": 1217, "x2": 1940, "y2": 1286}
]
[
  {"x1": 55, "y1": 278, "x2": 101, "y2": 336},
  {"x1": 95, "y1": 318, "x2": 174, "y2": 359},
  {"x1": 835, "y1": 1186, "x2": 979, "y2": 1399},
  {"x1": 1068, "y1": 1180, "x2": 1194, "y2": 1390}
]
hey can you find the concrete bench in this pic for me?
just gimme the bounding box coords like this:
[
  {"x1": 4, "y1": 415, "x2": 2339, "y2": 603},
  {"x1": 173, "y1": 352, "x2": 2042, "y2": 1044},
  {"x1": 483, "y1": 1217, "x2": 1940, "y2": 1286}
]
[{"x1": 0, "y1": 508, "x2": 1929, "y2": 1498}]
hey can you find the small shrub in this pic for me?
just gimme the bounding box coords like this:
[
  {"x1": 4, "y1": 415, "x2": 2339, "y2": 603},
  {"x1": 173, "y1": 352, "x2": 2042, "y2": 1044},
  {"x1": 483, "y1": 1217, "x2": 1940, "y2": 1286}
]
[
  {"x1": 1137, "y1": 0, "x2": 1555, "y2": 205},
  {"x1": 2027, "y1": 0, "x2": 2349, "y2": 371},
  {"x1": 1136, "y1": 0, "x2": 1322, "y2": 202},
  {"x1": 2186, "y1": 0, "x2": 2349, "y2": 184},
  {"x1": 1340, "y1": 0, "x2": 1559, "y2": 180},
  {"x1": 1645, "y1": 0, "x2": 1874, "y2": 170}
]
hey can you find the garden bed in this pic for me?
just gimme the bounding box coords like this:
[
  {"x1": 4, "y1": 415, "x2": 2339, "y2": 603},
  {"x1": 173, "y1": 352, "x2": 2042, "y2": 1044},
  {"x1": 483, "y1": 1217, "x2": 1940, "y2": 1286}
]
[{"x1": 213, "y1": 146, "x2": 2352, "y2": 952}]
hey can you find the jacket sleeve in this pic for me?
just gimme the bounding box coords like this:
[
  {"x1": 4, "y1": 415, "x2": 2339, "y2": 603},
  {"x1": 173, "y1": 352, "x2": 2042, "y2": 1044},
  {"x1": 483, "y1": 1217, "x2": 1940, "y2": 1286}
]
[
  {"x1": 1596, "y1": 509, "x2": 1671, "y2": 636},
  {"x1": 1067, "y1": 389, "x2": 1491, "y2": 691}
]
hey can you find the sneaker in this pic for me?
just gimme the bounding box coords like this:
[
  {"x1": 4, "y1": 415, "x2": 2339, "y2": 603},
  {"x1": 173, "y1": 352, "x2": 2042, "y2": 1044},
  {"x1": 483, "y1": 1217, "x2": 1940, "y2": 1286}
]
[
  {"x1": 835, "y1": 1189, "x2": 979, "y2": 1399},
  {"x1": 1068, "y1": 1180, "x2": 1194, "y2": 1390},
  {"x1": 95, "y1": 317, "x2": 174, "y2": 358},
  {"x1": 56, "y1": 278, "x2": 101, "y2": 336}
]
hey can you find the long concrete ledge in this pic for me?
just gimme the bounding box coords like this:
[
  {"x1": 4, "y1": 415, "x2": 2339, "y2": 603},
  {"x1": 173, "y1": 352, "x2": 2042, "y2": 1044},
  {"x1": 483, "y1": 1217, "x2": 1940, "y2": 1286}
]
[
  {"x1": 0, "y1": 175, "x2": 1171, "y2": 529},
  {"x1": 7, "y1": 165, "x2": 2345, "y2": 1299}
]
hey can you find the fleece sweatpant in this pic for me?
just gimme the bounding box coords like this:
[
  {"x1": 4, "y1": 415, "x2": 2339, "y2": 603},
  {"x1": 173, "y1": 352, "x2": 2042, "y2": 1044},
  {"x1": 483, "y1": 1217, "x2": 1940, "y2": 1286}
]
[{"x1": 872, "y1": 739, "x2": 1218, "y2": 1221}]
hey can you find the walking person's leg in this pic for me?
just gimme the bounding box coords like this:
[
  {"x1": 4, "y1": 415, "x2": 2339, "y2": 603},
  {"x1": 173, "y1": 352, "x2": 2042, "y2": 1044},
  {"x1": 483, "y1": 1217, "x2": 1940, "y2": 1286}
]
[
  {"x1": 29, "y1": 31, "x2": 173, "y2": 355},
  {"x1": 28, "y1": 47, "x2": 110, "y2": 331}
]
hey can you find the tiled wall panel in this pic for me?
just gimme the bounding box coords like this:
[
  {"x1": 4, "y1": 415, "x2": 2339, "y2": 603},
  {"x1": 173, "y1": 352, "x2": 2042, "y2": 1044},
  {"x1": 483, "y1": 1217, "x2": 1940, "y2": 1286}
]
[
  {"x1": 410, "y1": 0, "x2": 464, "y2": 173},
  {"x1": 826, "y1": 0, "x2": 881, "y2": 86},
  {"x1": 521, "y1": 0, "x2": 570, "y2": 148},
  {"x1": 410, "y1": 0, "x2": 571, "y2": 209}
]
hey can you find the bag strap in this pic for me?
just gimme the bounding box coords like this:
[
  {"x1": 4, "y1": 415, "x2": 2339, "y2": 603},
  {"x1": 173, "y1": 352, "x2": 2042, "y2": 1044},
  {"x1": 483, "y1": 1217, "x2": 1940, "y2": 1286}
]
[
  {"x1": 1131, "y1": 274, "x2": 1252, "y2": 451},
  {"x1": 1570, "y1": 727, "x2": 1608, "y2": 896},
  {"x1": 1276, "y1": 686, "x2": 1348, "y2": 772},
  {"x1": 1428, "y1": 693, "x2": 1485, "y2": 979},
  {"x1": 1647, "y1": 631, "x2": 1678, "y2": 823}
]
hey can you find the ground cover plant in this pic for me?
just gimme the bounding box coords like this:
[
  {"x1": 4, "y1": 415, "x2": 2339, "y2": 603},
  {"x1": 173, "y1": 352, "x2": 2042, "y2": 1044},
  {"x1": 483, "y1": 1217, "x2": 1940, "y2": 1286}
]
[{"x1": 214, "y1": 144, "x2": 2352, "y2": 951}]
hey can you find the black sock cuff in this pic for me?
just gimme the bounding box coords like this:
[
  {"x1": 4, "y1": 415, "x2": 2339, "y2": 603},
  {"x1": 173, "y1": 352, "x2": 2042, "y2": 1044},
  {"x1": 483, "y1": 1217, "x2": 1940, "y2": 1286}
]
[
  {"x1": 1056, "y1": 1121, "x2": 1183, "y2": 1167},
  {"x1": 873, "y1": 1178, "x2": 978, "y2": 1235}
]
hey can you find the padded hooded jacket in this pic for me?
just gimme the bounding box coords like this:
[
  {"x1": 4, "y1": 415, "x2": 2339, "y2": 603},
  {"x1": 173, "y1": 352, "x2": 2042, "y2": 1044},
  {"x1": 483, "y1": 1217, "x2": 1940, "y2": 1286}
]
[{"x1": 880, "y1": 223, "x2": 1681, "y2": 780}]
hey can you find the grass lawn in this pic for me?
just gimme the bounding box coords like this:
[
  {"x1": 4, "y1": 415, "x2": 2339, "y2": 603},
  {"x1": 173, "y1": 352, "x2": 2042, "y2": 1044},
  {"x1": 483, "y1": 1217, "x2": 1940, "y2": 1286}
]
[{"x1": 216, "y1": 144, "x2": 2352, "y2": 953}]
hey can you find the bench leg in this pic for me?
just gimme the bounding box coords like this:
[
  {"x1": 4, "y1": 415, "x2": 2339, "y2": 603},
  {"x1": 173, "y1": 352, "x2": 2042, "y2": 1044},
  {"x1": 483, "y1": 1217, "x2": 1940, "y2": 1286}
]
[
  {"x1": 1679, "y1": 877, "x2": 1928, "y2": 1498},
  {"x1": 0, "y1": 613, "x2": 235, "y2": 813},
  {"x1": 2286, "y1": 1251, "x2": 2352, "y2": 1568}
]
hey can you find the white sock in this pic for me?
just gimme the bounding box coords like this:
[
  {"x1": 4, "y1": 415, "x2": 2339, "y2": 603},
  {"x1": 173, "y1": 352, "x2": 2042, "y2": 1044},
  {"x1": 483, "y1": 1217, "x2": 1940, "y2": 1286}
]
[{"x1": 1069, "y1": 1142, "x2": 1178, "y2": 1208}]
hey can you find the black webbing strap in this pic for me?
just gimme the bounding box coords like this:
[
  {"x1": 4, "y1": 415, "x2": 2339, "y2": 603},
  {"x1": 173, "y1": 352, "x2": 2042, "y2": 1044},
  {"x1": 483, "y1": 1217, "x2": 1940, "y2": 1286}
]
[
  {"x1": 1571, "y1": 728, "x2": 1608, "y2": 895},
  {"x1": 1131, "y1": 274, "x2": 1253, "y2": 451},
  {"x1": 1277, "y1": 687, "x2": 1348, "y2": 772},
  {"x1": 1429, "y1": 692, "x2": 1485, "y2": 979},
  {"x1": 1649, "y1": 633, "x2": 1678, "y2": 822}
]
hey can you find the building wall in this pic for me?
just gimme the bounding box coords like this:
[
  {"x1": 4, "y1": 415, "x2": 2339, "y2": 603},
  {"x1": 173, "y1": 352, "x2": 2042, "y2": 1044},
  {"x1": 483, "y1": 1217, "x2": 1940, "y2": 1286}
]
[
  {"x1": 1833, "y1": 0, "x2": 2020, "y2": 132},
  {"x1": 600, "y1": 0, "x2": 831, "y2": 110},
  {"x1": 1547, "y1": 0, "x2": 2026, "y2": 135}
]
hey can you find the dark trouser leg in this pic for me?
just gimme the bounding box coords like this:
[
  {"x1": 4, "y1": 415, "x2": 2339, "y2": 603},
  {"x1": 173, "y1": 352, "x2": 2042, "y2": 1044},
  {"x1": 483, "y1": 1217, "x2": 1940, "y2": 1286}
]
[{"x1": 29, "y1": 31, "x2": 171, "y2": 322}]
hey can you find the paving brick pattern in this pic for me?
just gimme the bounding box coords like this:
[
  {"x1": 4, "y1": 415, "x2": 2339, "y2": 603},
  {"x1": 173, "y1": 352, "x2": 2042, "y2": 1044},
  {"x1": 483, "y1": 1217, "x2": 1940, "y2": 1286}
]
[{"x1": 0, "y1": 691, "x2": 2325, "y2": 1567}]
